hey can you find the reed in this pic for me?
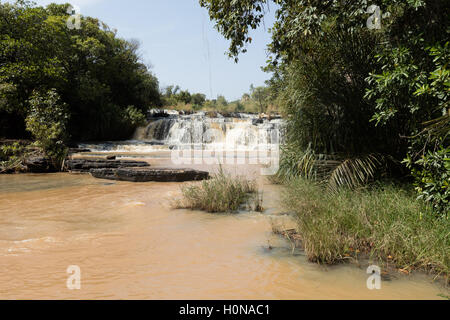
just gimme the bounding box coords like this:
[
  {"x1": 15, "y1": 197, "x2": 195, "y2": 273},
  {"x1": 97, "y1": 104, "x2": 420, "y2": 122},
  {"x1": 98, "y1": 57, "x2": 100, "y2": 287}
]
[
  {"x1": 283, "y1": 178, "x2": 450, "y2": 279},
  {"x1": 177, "y1": 168, "x2": 258, "y2": 213}
]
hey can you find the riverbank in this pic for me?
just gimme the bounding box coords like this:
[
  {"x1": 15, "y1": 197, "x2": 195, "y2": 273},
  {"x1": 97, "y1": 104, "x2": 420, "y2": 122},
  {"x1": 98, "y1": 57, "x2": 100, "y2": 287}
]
[{"x1": 281, "y1": 178, "x2": 449, "y2": 283}]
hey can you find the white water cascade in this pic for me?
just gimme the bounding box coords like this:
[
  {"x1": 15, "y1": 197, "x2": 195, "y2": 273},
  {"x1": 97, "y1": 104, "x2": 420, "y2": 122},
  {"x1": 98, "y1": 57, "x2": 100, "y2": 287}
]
[{"x1": 80, "y1": 111, "x2": 285, "y2": 155}]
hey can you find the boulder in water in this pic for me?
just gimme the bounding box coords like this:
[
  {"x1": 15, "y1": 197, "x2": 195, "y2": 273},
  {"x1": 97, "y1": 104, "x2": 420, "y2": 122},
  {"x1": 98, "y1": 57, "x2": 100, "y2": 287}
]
[
  {"x1": 252, "y1": 118, "x2": 264, "y2": 125},
  {"x1": 65, "y1": 159, "x2": 150, "y2": 172},
  {"x1": 90, "y1": 167, "x2": 209, "y2": 182}
]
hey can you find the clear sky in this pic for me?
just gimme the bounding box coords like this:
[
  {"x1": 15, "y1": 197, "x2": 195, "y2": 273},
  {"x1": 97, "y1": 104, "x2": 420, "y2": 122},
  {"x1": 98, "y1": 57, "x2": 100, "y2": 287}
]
[{"x1": 22, "y1": 0, "x2": 276, "y2": 101}]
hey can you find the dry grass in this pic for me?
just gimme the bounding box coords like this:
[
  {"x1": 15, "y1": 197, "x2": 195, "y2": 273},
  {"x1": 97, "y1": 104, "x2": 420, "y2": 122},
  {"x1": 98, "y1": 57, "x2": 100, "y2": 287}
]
[
  {"x1": 176, "y1": 168, "x2": 259, "y2": 213},
  {"x1": 283, "y1": 178, "x2": 450, "y2": 279}
]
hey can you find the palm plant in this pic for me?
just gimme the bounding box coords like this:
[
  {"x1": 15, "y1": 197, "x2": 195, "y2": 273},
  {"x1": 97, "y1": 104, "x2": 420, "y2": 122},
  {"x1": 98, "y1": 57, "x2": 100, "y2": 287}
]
[{"x1": 278, "y1": 145, "x2": 387, "y2": 192}]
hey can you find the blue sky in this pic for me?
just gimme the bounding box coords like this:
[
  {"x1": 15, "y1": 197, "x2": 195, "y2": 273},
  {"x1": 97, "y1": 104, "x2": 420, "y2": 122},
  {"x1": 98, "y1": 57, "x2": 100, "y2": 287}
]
[{"x1": 23, "y1": 0, "x2": 277, "y2": 101}]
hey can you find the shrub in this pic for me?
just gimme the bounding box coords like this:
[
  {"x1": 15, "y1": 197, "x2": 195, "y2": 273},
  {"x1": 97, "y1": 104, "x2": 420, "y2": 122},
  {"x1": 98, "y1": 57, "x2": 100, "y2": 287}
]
[
  {"x1": 0, "y1": 142, "x2": 28, "y2": 173},
  {"x1": 177, "y1": 169, "x2": 258, "y2": 213},
  {"x1": 405, "y1": 146, "x2": 450, "y2": 216},
  {"x1": 123, "y1": 105, "x2": 146, "y2": 127},
  {"x1": 25, "y1": 89, "x2": 69, "y2": 166}
]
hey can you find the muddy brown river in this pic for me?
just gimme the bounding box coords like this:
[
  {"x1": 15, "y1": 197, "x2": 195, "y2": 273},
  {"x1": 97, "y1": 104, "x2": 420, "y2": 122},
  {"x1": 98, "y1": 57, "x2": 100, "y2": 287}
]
[{"x1": 0, "y1": 159, "x2": 447, "y2": 299}]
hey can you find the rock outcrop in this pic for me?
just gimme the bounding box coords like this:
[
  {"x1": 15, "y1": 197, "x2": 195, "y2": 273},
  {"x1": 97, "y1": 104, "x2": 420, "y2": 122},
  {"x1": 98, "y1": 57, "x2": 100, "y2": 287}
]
[
  {"x1": 90, "y1": 167, "x2": 209, "y2": 182},
  {"x1": 24, "y1": 157, "x2": 56, "y2": 173},
  {"x1": 65, "y1": 159, "x2": 150, "y2": 173},
  {"x1": 68, "y1": 148, "x2": 91, "y2": 154}
]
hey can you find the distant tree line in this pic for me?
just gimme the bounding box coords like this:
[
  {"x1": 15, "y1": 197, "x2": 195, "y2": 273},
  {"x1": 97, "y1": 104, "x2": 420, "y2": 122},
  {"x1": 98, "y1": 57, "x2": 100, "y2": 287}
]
[
  {"x1": 161, "y1": 84, "x2": 278, "y2": 114},
  {"x1": 162, "y1": 85, "x2": 206, "y2": 110}
]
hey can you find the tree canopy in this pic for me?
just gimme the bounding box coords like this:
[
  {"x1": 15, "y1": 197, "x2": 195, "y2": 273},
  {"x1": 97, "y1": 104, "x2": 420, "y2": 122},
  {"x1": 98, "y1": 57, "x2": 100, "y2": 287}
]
[{"x1": 0, "y1": 0, "x2": 161, "y2": 141}]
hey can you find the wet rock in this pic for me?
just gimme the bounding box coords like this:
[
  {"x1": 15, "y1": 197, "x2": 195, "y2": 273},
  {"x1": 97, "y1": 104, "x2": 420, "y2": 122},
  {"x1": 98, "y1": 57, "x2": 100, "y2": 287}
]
[
  {"x1": 65, "y1": 159, "x2": 150, "y2": 172},
  {"x1": 24, "y1": 157, "x2": 56, "y2": 173},
  {"x1": 143, "y1": 141, "x2": 164, "y2": 146},
  {"x1": 90, "y1": 167, "x2": 209, "y2": 182},
  {"x1": 252, "y1": 118, "x2": 264, "y2": 125},
  {"x1": 147, "y1": 109, "x2": 176, "y2": 118},
  {"x1": 68, "y1": 148, "x2": 91, "y2": 154}
]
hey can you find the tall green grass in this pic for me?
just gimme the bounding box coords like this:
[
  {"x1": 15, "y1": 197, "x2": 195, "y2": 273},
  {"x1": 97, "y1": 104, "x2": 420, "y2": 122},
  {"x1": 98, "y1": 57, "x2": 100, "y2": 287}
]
[
  {"x1": 177, "y1": 169, "x2": 259, "y2": 213},
  {"x1": 284, "y1": 178, "x2": 449, "y2": 278}
]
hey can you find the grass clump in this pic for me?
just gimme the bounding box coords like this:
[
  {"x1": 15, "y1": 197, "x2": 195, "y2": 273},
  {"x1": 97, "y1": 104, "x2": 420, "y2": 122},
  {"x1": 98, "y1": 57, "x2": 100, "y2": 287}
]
[
  {"x1": 177, "y1": 169, "x2": 258, "y2": 213},
  {"x1": 284, "y1": 178, "x2": 449, "y2": 278}
]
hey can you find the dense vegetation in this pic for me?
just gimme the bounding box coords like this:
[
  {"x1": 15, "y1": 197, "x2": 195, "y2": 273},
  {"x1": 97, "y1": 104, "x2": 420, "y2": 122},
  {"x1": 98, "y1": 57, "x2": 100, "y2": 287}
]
[
  {"x1": 284, "y1": 178, "x2": 449, "y2": 276},
  {"x1": 0, "y1": 0, "x2": 160, "y2": 143},
  {"x1": 201, "y1": 0, "x2": 449, "y2": 276},
  {"x1": 200, "y1": 0, "x2": 449, "y2": 215}
]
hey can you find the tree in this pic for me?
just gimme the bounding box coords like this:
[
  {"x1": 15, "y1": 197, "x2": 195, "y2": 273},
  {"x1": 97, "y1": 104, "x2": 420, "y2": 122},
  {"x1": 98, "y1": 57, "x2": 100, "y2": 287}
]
[
  {"x1": 234, "y1": 101, "x2": 245, "y2": 112},
  {"x1": 216, "y1": 95, "x2": 228, "y2": 109},
  {"x1": 25, "y1": 89, "x2": 69, "y2": 166},
  {"x1": 178, "y1": 90, "x2": 192, "y2": 104},
  {"x1": 191, "y1": 93, "x2": 206, "y2": 106},
  {"x1": 241, "y1": 93, "x2": 250, "y2": 102},
  {"x1": 0, "y1": 1, "x2": 161, "y2": 141},
  {"x1": 250, "y1": 85, "x2": 269, "y2": 114}
]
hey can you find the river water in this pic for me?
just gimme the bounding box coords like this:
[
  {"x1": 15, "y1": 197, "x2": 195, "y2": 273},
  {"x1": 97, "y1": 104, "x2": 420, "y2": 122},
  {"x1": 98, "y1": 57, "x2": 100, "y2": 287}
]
[{"x1": 0, "y1": 114, "x2": 447, "y2": 299}]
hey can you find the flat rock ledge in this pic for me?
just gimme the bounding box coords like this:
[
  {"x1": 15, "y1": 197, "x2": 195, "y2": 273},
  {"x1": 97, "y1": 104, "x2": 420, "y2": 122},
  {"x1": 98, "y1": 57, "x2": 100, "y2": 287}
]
[
  {"x1": 90, "y1": 167, "x2": 210, "y2": 182},
  {"x1": 65, "y1": 159, "x2": 150, "y2": 172}
]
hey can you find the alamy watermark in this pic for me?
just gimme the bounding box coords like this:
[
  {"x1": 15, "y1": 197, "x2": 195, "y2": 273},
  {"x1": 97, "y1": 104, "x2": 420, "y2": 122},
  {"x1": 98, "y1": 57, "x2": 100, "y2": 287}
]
[
  {"x1": 367, "y1": 4, "x2": 391, "y2": 30},
  {"x1": 66, "y1": 4, "x2": 81, "y2": 30},
  {"x1": 66, "y1": 265, "x2": 81, "y2": 290},
  {"x1": 170, "y1": 128, "x2": 280, "y2": 176},
  {"x1": 366, "y1": 265, "x2": 382, "y2": 290}
]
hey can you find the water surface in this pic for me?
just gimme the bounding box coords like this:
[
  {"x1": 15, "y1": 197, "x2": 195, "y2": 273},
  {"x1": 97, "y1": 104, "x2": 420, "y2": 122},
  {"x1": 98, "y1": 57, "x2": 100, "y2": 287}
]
[{"x1": 0, "y1": 168, "x2": 446, "y2": 299}]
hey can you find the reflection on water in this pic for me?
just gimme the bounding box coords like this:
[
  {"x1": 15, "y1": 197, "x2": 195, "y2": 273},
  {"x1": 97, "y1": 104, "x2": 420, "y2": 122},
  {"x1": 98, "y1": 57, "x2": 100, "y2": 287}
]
[{"x1": 0, "y1": 165, "x2": 447, "y2": 299}]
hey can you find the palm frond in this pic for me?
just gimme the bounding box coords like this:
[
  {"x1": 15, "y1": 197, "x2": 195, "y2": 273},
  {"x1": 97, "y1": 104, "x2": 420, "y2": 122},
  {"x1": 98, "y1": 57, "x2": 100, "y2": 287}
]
[
  {"x1": 422, "y1": 108, "x2": 450, "y2": 142},
  {"x1": 327, "y1": 154, "x2": 383, "y2": 192},
  {"x1": 278, "y1": 146, "x2": 386, "y2": 191}
]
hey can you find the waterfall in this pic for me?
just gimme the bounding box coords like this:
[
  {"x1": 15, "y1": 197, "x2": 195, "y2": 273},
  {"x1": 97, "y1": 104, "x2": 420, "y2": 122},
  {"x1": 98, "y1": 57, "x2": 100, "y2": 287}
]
[
  {"x1": 80, "y1": 112, "x2": 285, "y2": 154},
  {"x1": 135, "y1": 113, "x2": 284, "y2": 150}
]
